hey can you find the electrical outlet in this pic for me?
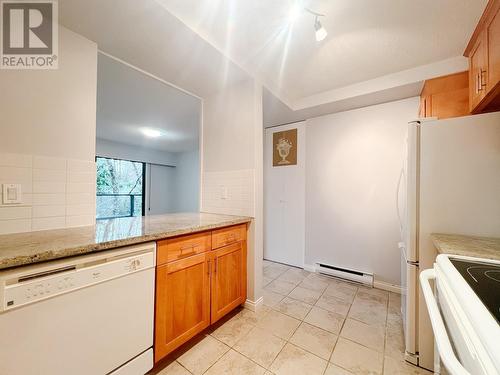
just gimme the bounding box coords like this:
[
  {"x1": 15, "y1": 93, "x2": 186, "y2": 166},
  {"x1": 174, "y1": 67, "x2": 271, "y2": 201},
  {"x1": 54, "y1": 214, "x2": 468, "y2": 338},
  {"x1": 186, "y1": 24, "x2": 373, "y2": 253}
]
[{"x1": 2, "y1": 184, "x2": 23, "y2": 204}]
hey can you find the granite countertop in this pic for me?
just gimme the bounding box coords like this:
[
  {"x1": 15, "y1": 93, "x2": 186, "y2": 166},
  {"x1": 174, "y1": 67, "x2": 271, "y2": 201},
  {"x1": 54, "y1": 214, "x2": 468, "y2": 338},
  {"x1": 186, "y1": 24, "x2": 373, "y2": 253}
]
[
  {"x1": 431, "y1": 233, "x2": 500, "y2": 261},
  {"x1": 0, "y1": 213, "x2": 252, "y2": 270}
]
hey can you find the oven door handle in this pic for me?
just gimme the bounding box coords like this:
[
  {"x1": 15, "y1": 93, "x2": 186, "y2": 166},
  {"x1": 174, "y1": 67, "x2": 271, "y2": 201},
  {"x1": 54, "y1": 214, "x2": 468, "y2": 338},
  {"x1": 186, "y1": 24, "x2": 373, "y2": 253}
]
[{"x1": 420, "y1": 269, "x2": 471, "y2": 375}]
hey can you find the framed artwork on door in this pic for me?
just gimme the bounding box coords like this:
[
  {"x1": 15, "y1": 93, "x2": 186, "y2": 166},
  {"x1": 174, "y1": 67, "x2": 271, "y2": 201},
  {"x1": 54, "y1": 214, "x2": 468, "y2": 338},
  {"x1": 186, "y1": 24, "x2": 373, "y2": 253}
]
[{"x1": 273, "y1": 128, "x2": 297, "y2": 166}]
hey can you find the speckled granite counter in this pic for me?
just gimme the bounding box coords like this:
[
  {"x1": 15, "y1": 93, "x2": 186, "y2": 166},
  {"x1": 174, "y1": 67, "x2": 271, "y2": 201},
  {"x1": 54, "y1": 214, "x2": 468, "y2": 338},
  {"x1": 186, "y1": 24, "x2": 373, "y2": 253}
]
[
  {"x1": 0, "y1": 213, "x2": 252, "y2": 270},
  {"x1": 431, "y1": 233, "x2": 500, "y2": 261}
]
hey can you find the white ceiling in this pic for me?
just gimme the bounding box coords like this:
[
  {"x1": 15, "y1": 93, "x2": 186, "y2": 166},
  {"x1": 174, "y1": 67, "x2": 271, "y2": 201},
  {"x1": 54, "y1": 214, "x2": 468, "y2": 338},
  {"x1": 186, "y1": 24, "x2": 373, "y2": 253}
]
[
  {"x1": 59, "y1": 0, "x2": 488, "y2": 127},
  {"x1": 96, "y1": 53, "x2": 201, "y2": 152},
  {"x1": 59, "y1": 0, "x2": 251, "y2": 98},
  {"x1": 158, "y1": 0, "x2": 487, "y2": 104}
]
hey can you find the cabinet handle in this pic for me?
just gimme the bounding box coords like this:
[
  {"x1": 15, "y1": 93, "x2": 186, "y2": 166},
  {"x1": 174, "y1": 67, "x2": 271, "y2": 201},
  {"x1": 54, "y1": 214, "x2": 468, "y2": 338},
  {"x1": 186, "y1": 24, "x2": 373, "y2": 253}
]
[
  {"x1": 477, "y1": 69, "x2": 487, "y2": 92},
  {"x1": 208, "y1": 260, "x2": 211, "y2": 275},
  {"x1": 179, "y1": 250, "x2": 196, "y2": 258},
  {"x1": 214, "y1": 258, "x2": 218, "y2": 274},
  {"x1": 480, "y1": 69, "x2": 487, "y2": 90},
  {"x1": 180, "y1": 243, "x2": 200, "y2": 251}
]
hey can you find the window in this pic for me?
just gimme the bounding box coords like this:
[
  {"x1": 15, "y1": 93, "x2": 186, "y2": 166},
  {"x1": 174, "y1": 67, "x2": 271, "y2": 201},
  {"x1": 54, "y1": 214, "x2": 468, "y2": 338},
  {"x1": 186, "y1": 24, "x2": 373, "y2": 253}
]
[{"x1": 96, "y1": 157, "x2": 145, "y2": 219}]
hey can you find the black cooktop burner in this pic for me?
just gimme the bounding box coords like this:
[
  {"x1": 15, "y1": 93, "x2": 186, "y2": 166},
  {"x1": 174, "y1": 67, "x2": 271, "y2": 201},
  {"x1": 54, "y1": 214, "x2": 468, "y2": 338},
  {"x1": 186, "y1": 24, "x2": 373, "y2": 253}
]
[{"x1": 450, "y1": 258, "x2": 500, "y2": 324}]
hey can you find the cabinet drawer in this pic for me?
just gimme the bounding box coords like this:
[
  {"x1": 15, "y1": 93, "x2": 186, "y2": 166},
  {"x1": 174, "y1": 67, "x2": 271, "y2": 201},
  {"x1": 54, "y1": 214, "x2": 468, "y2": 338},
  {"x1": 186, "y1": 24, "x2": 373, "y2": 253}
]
[
  {"x1": 212, "y1": 224, "x2": 247, "y2": 249},
  {"x1": 157, "y1": 232, "x2": 211, "y2": 266}
]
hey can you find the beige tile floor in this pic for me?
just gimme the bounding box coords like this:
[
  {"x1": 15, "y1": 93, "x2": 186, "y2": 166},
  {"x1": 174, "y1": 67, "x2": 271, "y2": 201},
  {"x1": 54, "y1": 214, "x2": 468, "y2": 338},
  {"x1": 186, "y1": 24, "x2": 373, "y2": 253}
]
[{"x1": 154, "y1": 260, "x2": 432, "y2": 375}]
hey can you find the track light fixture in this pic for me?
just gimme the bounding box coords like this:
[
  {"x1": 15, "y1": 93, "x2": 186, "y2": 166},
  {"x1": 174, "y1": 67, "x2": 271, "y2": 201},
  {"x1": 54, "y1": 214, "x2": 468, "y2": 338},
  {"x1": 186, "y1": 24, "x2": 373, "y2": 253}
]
[
  {"x1": 304, "y1": 8, "x2": 328, "y2": 42},
  {"x1": 313, "y1": 16, "x2": 327, "y2": 42}
]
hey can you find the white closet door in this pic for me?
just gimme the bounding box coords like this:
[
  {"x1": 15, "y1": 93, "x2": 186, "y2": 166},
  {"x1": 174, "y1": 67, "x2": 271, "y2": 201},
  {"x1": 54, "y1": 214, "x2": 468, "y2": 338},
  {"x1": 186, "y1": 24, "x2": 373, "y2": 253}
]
[{"x1": 264, "y1": 122, "x2": 305, "y2": 268}]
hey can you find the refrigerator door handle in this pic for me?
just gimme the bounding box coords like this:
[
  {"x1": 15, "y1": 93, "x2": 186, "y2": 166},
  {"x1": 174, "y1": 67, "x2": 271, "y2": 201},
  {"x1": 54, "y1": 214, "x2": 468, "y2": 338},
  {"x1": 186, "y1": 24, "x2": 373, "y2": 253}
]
[
  {"x1": 396, "y1": 167, "x2": 404, "y2": 235},
  {"x1": 420, "y1": 269, "x2": 471, "y2": 375}
]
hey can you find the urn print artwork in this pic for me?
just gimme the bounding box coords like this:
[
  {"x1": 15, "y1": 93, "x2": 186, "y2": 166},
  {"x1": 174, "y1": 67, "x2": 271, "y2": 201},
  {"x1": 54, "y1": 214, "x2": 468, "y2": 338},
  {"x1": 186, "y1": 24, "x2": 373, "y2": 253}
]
[{"x1": 273, "y1": 128, "x2": 297, "y2": 166}]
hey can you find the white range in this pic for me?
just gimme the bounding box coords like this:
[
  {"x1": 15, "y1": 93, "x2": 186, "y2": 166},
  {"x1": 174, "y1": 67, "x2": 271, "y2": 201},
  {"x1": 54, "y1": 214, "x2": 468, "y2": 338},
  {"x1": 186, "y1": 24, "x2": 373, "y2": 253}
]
[{"x1": 420, "y1": 254, "x2": 500, "y2": 375}]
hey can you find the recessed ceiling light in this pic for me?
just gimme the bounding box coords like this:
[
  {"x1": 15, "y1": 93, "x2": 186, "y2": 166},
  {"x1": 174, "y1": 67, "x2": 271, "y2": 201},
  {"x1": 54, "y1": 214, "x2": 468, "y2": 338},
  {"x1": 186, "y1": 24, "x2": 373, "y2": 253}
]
[{"x1": 141, "y1": 128, "x2": 163, "y2": 138}]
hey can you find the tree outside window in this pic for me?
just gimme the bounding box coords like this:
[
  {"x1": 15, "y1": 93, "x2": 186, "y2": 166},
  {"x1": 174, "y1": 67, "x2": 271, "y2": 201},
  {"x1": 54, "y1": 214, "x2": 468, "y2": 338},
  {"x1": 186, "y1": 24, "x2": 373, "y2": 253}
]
[{"x1": 96, "y1": 157, "x2": 144, "y2": 219}]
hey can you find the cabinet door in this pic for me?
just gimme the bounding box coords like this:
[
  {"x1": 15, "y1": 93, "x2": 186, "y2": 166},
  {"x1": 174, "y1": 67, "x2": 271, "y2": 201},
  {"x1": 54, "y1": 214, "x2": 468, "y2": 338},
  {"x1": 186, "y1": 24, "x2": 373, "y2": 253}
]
[
  {"x1": 211, "y1": 242, "x2": 247, "y2": 323},
  {"x1": 486, "y1": 4, "x2": 500, "y2": 90},
  {"x1": 419, "y1": 96, "x2": 431, "y2": 117},
  {"x1": 155, "y1": 253, "x2": 210, "y2": 362},
  {"x1": 469, "y1": 33, "x2": 488, "y2": 111}
]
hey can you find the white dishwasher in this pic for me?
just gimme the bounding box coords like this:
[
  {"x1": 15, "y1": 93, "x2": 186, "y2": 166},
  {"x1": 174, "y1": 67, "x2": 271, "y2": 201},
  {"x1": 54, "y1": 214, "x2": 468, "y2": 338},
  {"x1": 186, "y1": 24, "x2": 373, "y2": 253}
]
[{"x1": 0, "y1": 242, "x2": 156, "y2": 375}]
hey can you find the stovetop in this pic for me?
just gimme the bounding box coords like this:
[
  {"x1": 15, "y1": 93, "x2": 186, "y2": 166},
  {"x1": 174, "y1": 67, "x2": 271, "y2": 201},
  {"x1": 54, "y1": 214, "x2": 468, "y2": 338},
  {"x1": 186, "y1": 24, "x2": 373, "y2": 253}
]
[{"x1": 450, "y1": 258, "x2": 500, "y2": 324}]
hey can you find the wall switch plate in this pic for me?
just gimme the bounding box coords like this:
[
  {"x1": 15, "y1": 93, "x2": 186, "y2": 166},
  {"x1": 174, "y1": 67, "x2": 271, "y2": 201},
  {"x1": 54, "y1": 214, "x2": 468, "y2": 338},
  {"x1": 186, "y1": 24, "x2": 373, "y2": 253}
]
[
  {"x1": 220, "y1": 186, "x2": 228, "y2": 200},
  {"x1": 2, "y1": 184, "x2": 22, "y2": 204}
]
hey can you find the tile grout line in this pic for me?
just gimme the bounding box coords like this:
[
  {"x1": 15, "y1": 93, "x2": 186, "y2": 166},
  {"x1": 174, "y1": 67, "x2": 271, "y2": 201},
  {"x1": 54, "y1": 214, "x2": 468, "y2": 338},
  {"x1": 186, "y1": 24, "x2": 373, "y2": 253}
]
[
  {"x1": 168, "y1": 261, "x2": 402, "y2": 375},
  {"x1": 262, "y1": 266, "x2": 337, "y2": 373},
  {"x1": 205, "y1": 261, "x2": 397, "y2": 375},
  {"x1": 268, "y1": 266, "x2": 344, "y2": 374}
]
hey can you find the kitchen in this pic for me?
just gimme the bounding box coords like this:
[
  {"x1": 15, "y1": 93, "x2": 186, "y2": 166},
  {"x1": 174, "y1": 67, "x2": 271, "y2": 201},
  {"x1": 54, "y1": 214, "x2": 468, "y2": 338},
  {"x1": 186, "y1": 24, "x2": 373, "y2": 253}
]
[{"x1": 0, "y1": 1, "x2": 499, "y2": 375}]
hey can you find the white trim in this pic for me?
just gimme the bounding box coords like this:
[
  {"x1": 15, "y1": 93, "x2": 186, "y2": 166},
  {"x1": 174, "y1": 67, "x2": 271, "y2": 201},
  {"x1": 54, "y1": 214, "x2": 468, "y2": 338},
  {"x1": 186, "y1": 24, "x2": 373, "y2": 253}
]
[
  {"x1": 199, "y1": 99, "x2": 204, "y2": 212},
  {"x1": 303, "y1": 263, "x2": 317, "y2": 273},
  {"x1": 97, "y1": 50, "x2": 203, "y2": 101},
  {"x1": 244, "y1": 296, "x2": 263, "y2": 312},
  {"x1": 373, "y1": 279, "x2": 403, "y2": 294},
  {"x1": 292, "y1": 56, "x2": 468, "y2": 110}
]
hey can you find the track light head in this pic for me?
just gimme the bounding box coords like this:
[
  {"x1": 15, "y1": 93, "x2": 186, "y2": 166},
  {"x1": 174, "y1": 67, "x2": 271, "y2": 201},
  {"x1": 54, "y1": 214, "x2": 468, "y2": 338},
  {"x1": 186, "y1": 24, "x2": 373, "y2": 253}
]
[{"x1": 314, "y1": 17, "x2": 327, "y2": 42}]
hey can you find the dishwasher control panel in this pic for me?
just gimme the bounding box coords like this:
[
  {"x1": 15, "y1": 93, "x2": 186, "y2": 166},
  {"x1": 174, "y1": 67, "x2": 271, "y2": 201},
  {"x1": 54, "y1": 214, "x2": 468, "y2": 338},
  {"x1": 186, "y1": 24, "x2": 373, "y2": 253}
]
[{"x1": 1, "y1": 250, "x2": 155, "y2": 312}]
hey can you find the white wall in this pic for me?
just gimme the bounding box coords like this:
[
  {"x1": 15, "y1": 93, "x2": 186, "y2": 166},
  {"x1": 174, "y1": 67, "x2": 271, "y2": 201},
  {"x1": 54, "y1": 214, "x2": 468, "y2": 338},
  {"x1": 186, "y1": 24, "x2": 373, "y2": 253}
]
[
  {"x1": 175, "y1": 150, "x2": 200, "y2": 212},
  {"x1": 147, "y1": 164, "x2": 177, "y2": 214},
  {"x1": 147, "y1": 150, "x2": 200, "y2": 214},
  {"x1": 0, "y1": 26, "x2": 98, "y2": 234},
  {"x1": 0, "y1": 26, "x2": 97, "y2": 160},
  {"x1": 201, "y1": 79, "x2": 263, "y2": 304},
  {"x1": 304, "y1": 97, "x2": 419, "y2": 285},
  {"x1": 96, "y1": 138, "x2": 177, "y2": 166}
]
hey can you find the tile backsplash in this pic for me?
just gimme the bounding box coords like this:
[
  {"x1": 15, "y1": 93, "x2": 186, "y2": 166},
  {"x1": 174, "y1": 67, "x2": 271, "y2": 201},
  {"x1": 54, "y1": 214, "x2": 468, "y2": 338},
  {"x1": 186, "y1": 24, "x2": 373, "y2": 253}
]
[
  {"x1": 201, "y1": 169, "x2": 255, "y2": 217},
  {"x1": 0, "y1": 153, "x2": 96, "y2": 234}
]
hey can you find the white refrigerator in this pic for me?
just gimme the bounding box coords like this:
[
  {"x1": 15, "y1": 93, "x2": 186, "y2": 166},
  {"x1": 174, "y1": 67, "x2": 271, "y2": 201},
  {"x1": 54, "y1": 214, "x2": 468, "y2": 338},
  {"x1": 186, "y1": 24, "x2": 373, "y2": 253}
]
[{"x1": 397, "y1": 111, "x2": 500, "y2": 371}]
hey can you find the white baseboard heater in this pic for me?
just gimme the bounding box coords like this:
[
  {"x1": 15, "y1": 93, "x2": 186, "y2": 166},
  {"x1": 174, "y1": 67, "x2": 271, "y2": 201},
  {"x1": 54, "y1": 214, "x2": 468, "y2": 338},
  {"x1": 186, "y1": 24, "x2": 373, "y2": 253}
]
[{"x1": 316, "y1": 263, "x2": 373, "y2": 286}]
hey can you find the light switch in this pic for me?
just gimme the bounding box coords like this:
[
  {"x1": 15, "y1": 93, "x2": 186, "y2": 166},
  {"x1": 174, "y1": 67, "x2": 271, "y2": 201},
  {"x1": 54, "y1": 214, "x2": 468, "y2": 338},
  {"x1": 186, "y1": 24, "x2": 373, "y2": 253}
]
[
  {"x1": 220, "y1": 186, "x2": 228, "y2": 200},
  {"x1": 2, "y1": 184, "x2": 22, "y2": 204}
]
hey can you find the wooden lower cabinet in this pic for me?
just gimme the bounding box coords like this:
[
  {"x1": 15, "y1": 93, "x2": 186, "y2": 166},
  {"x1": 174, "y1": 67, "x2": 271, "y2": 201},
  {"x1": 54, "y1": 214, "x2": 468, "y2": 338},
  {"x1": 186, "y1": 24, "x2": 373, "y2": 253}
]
[
  {"x1": 210, "y1": 241, "x2": 247, "y2": 323},
  {"x1": 154, "y1": 224, "x2": 248, "y2": 363},
  {"x1": 154, "y1": 253, "x2": 211, "y2": 362}
]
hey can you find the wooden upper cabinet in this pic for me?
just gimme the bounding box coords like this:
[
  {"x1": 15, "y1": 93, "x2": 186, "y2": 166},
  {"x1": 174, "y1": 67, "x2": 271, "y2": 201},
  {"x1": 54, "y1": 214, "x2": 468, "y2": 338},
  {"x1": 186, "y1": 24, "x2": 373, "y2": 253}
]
[
  {"x1": 419, "y1": 71, "x2": 469, "y2": 119},
  {"x1": 154, "y1": 253, "x2": 211, "y2": 362},
  {"x1": 210, "y1": 241, "x2": 247, "y2": 324},
  {"x1": 464, "y1": 0, "x2": 500, "y2": 113},
  {"x1": 486, "y1": 2, "x2": 500, "y2": 91},
  {"x1": 469, "y1": 33, "x2": 488, "y2": 111}
]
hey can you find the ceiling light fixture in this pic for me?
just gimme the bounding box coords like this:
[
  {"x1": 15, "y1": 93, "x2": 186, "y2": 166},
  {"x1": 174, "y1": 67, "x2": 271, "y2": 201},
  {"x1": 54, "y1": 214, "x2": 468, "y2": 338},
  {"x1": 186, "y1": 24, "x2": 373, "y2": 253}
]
[
  {"x1": 314, "y1": 16, "x2": 327, "y2": 42},
  {"x1": 141, "y1": 128, "x2": 163, "y2": 138},
  {"x1": 305, "y1": 8, "x2": 327, "y2": 42}
]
